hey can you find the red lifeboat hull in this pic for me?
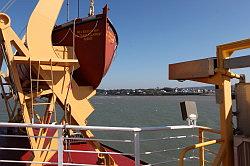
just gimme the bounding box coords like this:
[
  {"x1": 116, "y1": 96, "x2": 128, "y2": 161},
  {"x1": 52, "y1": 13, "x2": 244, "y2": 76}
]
[{"x1": 52, "y1": 6, "x2": 118, "y2": 89}]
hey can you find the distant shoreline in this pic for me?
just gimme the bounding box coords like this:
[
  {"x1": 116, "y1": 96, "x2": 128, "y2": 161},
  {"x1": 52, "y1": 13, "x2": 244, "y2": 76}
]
[
  {"x1": 96, "y1": 94, "x2": 215, "y2": 96},
  {"x1": 96, "y1": 87, "x2": 215, "y2": 96}
]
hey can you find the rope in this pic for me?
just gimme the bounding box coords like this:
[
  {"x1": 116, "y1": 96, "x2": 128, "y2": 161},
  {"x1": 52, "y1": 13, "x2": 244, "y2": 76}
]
[
  {"x1": 72, "y1": 20, "x2": 98, "y2": 38},
  {"x1": 53, "y1": 20, "x2": 98, "y2": 45},
  {"x1": 63, "y1": 18, "x2": 77, "y2": 124},
  {"x1": 53, "y1": 29, "x2": 71, "y2": 45},
  {"x1": 1, "y1": 0, "x2": 13, "y2": 11},
  {"x1": 1, "y1": 0, "x2": 16, "y2": 12},
  {"x1": 0, "y1": 44, "x2": 15, "y2": 90}
]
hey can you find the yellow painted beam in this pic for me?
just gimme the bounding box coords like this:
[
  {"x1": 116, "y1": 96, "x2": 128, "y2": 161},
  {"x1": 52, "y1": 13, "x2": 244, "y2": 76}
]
[
  {"x1": 179, "y1": 139, "x2": 223, "y2": 166},
  {"x1": 198, "y1": 129, "x2": 205, "y2": 166},
  {"x1": 26, "y1": 0, "x2": 64, "y2": 59}
]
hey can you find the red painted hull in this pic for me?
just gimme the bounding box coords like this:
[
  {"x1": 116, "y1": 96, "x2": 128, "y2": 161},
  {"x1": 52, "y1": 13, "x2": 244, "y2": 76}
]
[
  {"x1": 21, "y1": 142, "x2": 138, "y2": 166},
  {"x1": 52, "y1": 6, "x2": 118, "y2": 89}
]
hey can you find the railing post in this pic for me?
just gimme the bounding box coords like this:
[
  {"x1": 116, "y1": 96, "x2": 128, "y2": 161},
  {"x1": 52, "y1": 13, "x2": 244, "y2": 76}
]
[
  {"x1": 134, "y1": 129, "x2": 140, "y2": 166},
  {"x1": 198, "y1": 128, "x2": 205, "y2": 166},
  {"x1": 58, "y1": 128, "x2": 64, "y2": 166}
]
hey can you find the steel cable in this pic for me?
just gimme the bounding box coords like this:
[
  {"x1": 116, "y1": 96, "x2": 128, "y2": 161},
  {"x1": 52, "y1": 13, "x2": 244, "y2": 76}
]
[{"x1": 1, "y1": 0, "x2": 16, "y2": 12}]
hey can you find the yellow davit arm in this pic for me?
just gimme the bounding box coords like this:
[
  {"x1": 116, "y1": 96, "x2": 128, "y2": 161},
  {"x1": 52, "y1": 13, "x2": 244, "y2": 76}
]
[{"x1": 26, "y1": 0, "x2": 64, "y2": 59}]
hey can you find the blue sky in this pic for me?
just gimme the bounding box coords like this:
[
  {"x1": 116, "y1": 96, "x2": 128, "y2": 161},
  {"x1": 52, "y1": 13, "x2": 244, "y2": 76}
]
[{"x1": 2, "y1": 0, "x2": 250, "y2": 89}]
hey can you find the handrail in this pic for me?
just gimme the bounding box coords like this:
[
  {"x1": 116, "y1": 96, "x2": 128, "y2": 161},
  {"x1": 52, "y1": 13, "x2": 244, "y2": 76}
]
[
  {"x1": 199, "y1": 127, "x2": 221, "y2": 135},
  {"x1": 0, "y1": 122, "x2": 221, "y2": 166},
  {"x1": 178, "y1": 139, "x2": 223, "y2": 166},
  {"x1": 198, "y1": 126, "x2": 221, "y2": 166},
  {"x1": 0, "y1": 122, "x2": 214, "y2": 132}
]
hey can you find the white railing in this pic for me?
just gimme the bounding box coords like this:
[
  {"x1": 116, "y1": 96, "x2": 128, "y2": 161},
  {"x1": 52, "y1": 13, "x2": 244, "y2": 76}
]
[{"x1": 0, "y1": 123, "x2": 215, "y2": 166}]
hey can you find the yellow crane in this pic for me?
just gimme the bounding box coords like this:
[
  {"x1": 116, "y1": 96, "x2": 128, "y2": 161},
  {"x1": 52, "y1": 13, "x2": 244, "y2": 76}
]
[{"x1": 0, "y1": 0, "x2": 116, "y2": 165}]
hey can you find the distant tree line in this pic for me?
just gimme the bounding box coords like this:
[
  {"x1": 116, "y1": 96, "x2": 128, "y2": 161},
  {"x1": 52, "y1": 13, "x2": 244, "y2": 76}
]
[{"x1": 96, "y1": 86, "x2": 215, "y2": 96}]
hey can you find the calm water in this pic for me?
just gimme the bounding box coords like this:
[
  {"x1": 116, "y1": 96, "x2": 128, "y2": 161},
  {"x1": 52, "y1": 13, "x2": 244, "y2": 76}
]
[
  {"x1": 89, "y1": 96, "x2": 220, "y2": 128},
  {"x1": 88, "y1": 96, "x2": 221, "y2": 165},
  {"x1": 0, "y1": 95, "x2": 221, "y2": 127},
  {"x1": 0, "y1": 95, "x2": 224, "y2": 165}
]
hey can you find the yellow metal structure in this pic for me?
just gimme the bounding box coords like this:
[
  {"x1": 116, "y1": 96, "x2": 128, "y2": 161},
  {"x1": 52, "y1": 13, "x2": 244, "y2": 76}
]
[
  {"x1": 179, "y1": 139, "x2": 223, "y2": 166},
  {"x1": 170, "y1": 38, "x2": 250, "y2": 165},
  {"x1": 0, "y1": 0, "x2": 117, "y2": 165}
]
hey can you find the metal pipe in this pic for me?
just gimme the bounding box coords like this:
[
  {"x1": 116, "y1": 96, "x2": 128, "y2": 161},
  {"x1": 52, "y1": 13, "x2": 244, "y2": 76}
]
[
  {"x1": 179, "y1": 139, "x2": 223, "y2": 166},
  {"x1": 0, "y1": 122, "x2": 214, "y2": 132},
  {"x1": 134, "y1": 131, "x2": 140, "y2": 166},
  {"x1": 64, "y1": 149, "x2": 133, "y2": 156},
  {"x1": 0, "y1": 160, "x2": 58, "y2": 165},
  {"x1": 140, "y1": 135, "x2": 193, "y2": 142},
  {"x1": 57, "y1": 128, "x2": 63, "y2": 166},
  {"x1": 0, "y1": 147, "x2": 57, "y2": 152},
  {"x1": 198, "y1": 127, "x2": 221, "y2": 134}
]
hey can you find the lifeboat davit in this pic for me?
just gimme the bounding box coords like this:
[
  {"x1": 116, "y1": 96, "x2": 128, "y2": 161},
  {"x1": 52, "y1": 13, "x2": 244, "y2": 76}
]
[{"x1": 52, "y1": 5, "x2": 118, "y2": 89}]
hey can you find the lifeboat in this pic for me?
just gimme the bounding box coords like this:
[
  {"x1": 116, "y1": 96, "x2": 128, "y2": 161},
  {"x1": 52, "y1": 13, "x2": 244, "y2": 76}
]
[{"x1": 52, "y1": 5, "x2": 118, "y2": 89}]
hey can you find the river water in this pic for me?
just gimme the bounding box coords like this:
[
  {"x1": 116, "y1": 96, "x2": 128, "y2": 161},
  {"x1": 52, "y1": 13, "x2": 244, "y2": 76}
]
[
  {"x1": 89, "y1": 96, "x2": 220, "y2": 128},
  {"x1": 0, "y1": 95, "x2": 225, "y2": 165}
]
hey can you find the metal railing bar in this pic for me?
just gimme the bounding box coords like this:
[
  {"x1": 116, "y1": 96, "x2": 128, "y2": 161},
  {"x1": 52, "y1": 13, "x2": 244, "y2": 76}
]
[
  {"x1": 173, "y1": 156, "x2": 199, "y2": 160},
  {"x1": 0, "y1": 134, "x2": 28, "y2": 138},
  {"x1": 0, "y1": 147, "x2": 134, "y2": 156},
  {"x1": 0, "y1": 133, "x2": 196, "y2": 143},
  {"x1": 204, "y1": 148, "x2": 217, "y2": 156},
  {"x1": 0, "y1": 147, "x2": 57, "y2": 151},
  {"x1": 193, "y1": 134, "x2": 210, "y2": 140},
  {"x1": 64, "y1": 136, "x2": 133, "y2": 143},
  {"x1": 58, "y1": 128, "x2": 63, "y2": 166},
  {"x1": 0, "y1": 134, "x2": 132, "y2": 143},
  {"x1": 193, "y1": 134, "x2": 219, "y2": 142},
  {"x1": 141, "y1": 125, "x2": 214, "y2": 131},
  {"x1": 0, "y1": 160, "x2": 104, "y2": 165},
  {"x1": 199, "y1": 127, "x2": 221, "y2": 134},
  {"x1": 140, "y1": 135, "x2": 193, "y2": 142},
  {"x1": 0, "y1": 122, "x2": 139, "y2": 131},
  {"x1": 179, "y1": 139, "x2": 222, "y2": 165},
  {"x1": 0, "y1": 134, "x2": 58, "y2": 139},
  {"x1": 134, "y1": 131, "x2": 140, "y2": 166},
  {"x1": 141, "y1": 147, "x2": 185, "y2": 155},
  {"x1": 0, "y1": 122, "x2": 211, "y2": 132},
  {"x1": 63, "y1": 163, "x2": 103, "y2": 166},
  {"x1": 63, "y1": 149, "x2": 133, "y2": 156},
  {"x1": 139, "y1": 125, "x2": 197, "y2": 131},
  {"x1": 188, "y1": 156, "x2": 199, "y2": 160},
  {"x1": 0, "y1": 123, "x2": 210, "y2": 166},
  {"x1": 0, "y1": 160, "x2": 58, "y2": 165},
  {"x1": 146, "y1": 159, "x2": 179, "y2": 165}
]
